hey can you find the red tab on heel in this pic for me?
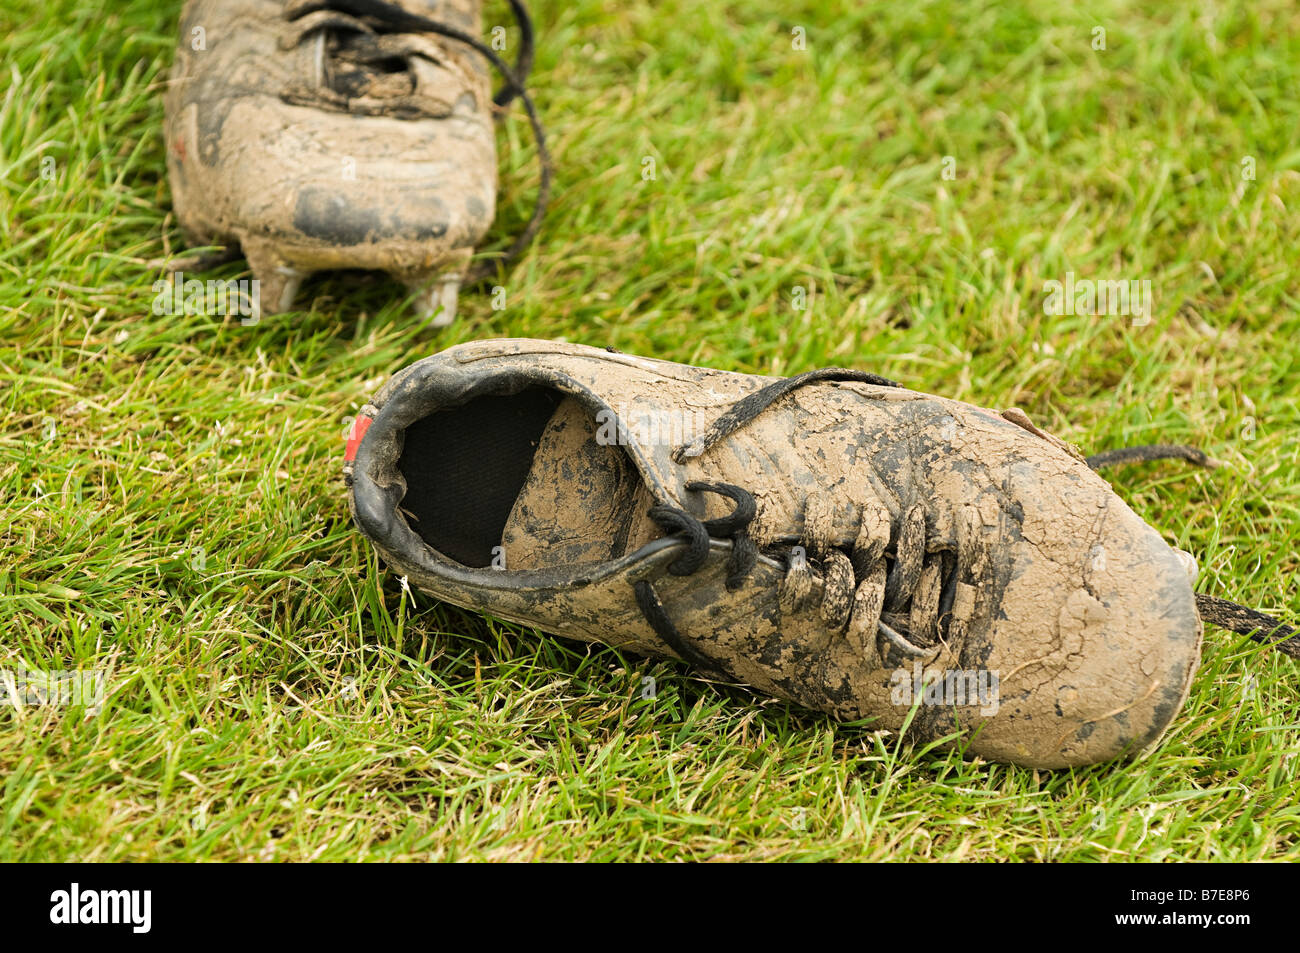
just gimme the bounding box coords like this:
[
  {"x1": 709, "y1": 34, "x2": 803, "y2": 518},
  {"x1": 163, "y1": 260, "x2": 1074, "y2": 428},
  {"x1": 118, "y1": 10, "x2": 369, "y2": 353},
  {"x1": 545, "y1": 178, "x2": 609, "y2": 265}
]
[{"x1": 344, "y1": 414, "x2": 373, "y2": 463}]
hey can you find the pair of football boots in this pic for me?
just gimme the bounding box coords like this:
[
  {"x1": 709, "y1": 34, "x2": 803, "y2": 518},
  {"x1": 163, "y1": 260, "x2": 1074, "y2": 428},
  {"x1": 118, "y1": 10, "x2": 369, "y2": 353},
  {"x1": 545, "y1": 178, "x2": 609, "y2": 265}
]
[{"x1": 164, "y1": 1, "x2": 1295, "y2": 768}]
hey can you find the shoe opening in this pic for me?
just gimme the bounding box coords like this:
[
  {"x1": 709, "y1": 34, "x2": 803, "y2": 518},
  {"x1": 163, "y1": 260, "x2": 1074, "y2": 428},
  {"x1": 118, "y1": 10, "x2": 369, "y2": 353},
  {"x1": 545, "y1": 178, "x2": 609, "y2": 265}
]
[{"x1": 396, "y1": 388, "x2": 658, "y2": 570}]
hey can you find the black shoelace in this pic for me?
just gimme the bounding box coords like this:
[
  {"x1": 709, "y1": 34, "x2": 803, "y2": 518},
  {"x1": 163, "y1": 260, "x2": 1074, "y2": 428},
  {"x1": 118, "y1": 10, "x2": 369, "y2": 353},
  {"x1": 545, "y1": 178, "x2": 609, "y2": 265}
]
[
  {"x1": 634, "y1": 368, "x2": 1299, "y2": 678},
  {"x1": 287, "y1": 0, "x2": 537, "y2": 111}
]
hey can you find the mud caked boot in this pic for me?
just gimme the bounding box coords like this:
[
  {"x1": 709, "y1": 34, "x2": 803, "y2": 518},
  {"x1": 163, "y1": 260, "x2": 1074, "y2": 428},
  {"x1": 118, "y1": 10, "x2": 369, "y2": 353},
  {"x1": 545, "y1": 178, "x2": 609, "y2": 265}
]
[
  {"x1": 342, "y1": 339, "x2": 1297, "y2": 769},
  {"x1": 164, "y1": 0, "x2": 547, "y2": 324}
]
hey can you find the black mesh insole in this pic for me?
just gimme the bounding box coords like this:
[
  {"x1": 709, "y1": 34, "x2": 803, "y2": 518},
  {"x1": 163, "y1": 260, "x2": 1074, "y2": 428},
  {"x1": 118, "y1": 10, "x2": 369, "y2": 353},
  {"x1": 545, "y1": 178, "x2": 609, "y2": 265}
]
[{"x1": 397, "y1": 388, "x2": 563, "y2": 567}]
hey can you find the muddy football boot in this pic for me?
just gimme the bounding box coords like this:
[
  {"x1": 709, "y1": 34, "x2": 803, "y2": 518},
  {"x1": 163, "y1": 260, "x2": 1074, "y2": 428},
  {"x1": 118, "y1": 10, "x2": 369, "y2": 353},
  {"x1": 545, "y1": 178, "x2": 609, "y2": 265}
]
[
  {"x1": 342, "y1": 340, "x2": 1297, "y2": 769},
  {"x1": 164, "y1": 0, "x2": 549, "y2": 324}
]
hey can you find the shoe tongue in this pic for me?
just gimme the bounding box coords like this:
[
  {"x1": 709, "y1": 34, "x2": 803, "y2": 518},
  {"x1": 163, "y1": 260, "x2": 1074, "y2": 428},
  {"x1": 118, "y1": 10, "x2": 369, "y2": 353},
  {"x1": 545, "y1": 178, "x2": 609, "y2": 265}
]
[{"x1": 501, "y1": 397, "x2": 659, "y2": 572}]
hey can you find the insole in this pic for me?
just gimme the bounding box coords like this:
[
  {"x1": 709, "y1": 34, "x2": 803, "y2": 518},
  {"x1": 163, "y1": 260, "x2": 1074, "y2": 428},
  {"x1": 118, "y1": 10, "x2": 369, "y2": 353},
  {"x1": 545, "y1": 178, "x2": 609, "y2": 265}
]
[
  {"x1": 397, "y1": 391, "x2": 658, "y2": 570},
  {"x1": 397, "y1": 387, "x2": 562, "y2": 567}
]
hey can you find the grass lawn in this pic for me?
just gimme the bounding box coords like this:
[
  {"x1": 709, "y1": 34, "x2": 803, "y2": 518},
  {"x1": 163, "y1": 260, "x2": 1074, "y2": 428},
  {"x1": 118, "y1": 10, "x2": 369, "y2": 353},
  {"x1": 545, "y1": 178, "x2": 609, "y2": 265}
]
[{"x1": 2, "y1": 0, "x2": 1298, "y2": 861}]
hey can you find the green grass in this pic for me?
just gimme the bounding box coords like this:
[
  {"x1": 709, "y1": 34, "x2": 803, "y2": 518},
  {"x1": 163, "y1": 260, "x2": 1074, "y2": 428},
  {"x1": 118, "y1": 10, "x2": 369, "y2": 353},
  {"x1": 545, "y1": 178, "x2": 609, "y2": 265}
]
[{"x1": 2, "y1": 0, "x2": 1298, "y2": 861}]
